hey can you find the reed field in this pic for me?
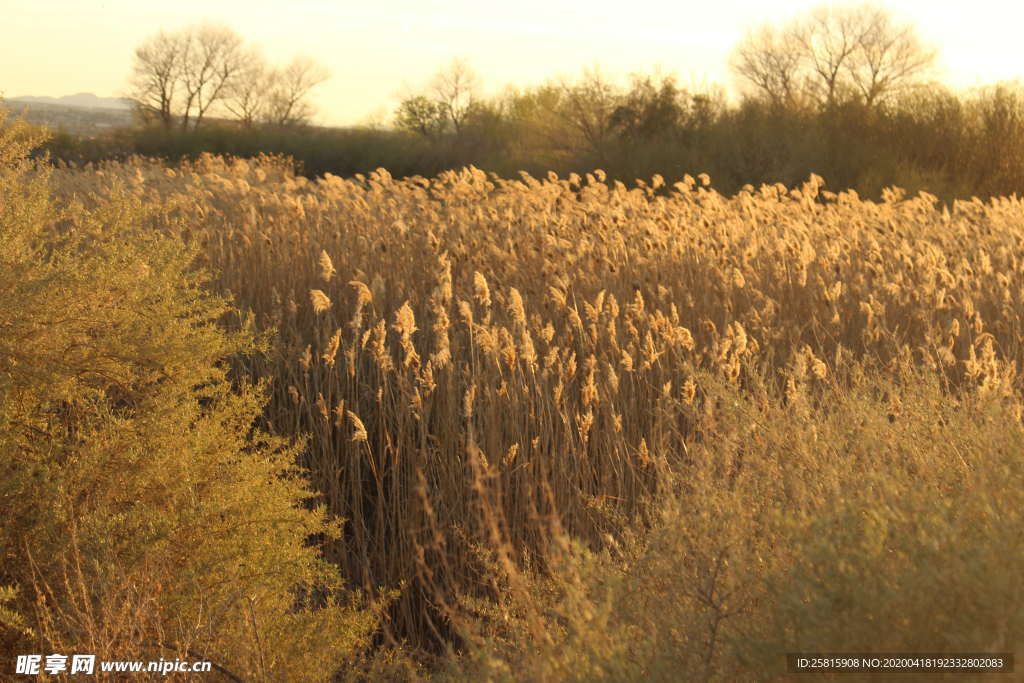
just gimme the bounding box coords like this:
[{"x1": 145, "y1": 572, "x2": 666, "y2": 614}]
[{"x1": 3, "y1": 112, "x2": 1023, "y2": 680}]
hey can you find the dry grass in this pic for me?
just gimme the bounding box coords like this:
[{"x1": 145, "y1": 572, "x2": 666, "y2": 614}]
[{"x1": 47, "y1": 154, "x2": 1024, "y2": 674}]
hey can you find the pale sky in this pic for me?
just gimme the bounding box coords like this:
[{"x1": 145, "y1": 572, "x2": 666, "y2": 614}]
[{"x1": 2, "y1": 0, "x2": 1022, "y2": 126}]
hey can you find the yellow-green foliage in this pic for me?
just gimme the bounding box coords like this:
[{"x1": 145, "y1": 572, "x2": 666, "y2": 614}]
[
  {"x1": 25, "y1": 135, "x2": 1024, "y2": 676},
  {"x1": 0, "y1": 114, "x2": 375, "y2": 680}
]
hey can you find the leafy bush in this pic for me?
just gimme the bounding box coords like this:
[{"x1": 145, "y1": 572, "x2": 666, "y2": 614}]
[{"x1": 0, "y1": 112, "x2": 376, "y2": 680}]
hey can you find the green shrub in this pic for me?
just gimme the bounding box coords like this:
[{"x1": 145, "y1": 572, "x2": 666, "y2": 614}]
[{"x1": 0, "y1": 111, "x2": 376, "y2": 680}]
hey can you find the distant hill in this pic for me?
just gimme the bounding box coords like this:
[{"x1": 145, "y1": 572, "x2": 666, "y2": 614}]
[
  {"x1": 9, "y1": 92, "x2": 133, "y2": 111},
  {"x1": 2, "y1": 95, "x2": 135, "y2": 136}
]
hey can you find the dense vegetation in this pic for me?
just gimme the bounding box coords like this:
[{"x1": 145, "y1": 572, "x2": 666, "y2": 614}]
[
  {"x1": 3, "y1": 99, "x2": 1023, "y2": 680},
  {"x1": 33, "y1": 75, "x2": 1024, "y2": 206},
  {"x1": 27, "y1": 5, "x2": 1024, "y2": 207},
  {"x1": 0, "y1": 115, "x2": 376, "y2": 680}
]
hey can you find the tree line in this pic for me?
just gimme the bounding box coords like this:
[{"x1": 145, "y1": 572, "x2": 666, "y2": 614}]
[
  {"x1": 37, "y1": 4, "x2": 1024, "y2": 202},
  {"x1": 383, "y1": 4, "x2": 1023, "y2": 201},
  {"x1": 393, "y1": 3, "x2": 937, "y2": 160}
]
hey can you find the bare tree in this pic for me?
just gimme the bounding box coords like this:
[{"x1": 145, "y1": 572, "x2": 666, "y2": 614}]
[
  {"x1": 130, "y1": 24, "x2": 249, "y2": 130},
  {"x1": 847, "y1": 8, "x2": 938, "y2": 108},
  {"x1": 224, "y1": 48, "x2": 271, "y2": 128},
  {"x1": 731, "y1": 4, "x2": 937, "y2": 110},
  {"x1": 178, "y1": 25, "x2": 246, "y2": 130},
  {"x1": 731, "y1": 25, "x2": 805, "y2": 109},
  {"x1": 428, "y1": 58, "x2": 480, "y2": 137},
  {"x1": 263, "y1": 57, "x2": 329, "y2": 127},
  {"x1": 792, "y1": 5, "x2": 869, "y2": 107},
  {"x1": 130, "y1": 30, "x2": 183, "y2": 129}
]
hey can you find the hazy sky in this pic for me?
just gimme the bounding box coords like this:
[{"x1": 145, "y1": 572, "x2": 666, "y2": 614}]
[{"x1": 3, "y1": 0, "x2": 1022, "y2": 126}]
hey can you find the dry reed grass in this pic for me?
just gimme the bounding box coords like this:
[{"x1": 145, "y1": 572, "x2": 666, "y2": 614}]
[{"x1": 48, "y1": 154, "x2": 1024, "y2": 667}]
